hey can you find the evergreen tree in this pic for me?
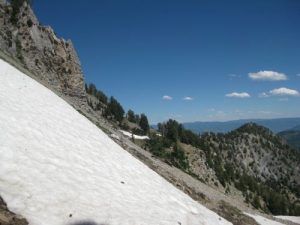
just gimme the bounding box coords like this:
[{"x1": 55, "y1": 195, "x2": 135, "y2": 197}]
[
  {"x1": 165, "y1": 119, "x2": 179, "y2": 142},
  {"x1": 85, "y1": 83, "x2": 108, "y2": 105},
  {"x1": 135, "y1": 114, "x2": 140, "y2": 123},
  {"x1": 105, "y1": 96, "x2": 124, "y2": 122},
  {"x1": 169, "y1": 144, "x2": 189, "y2": 170},
  {"x1": 252, "y1": 195, "x2": 261, "y2": 209},
  {"x1": 139, "y1": 114, "x2": 150, "y2": 134},
  {"x1": 127, "y1": 110, "x2": 136, "y2": 123},
  {"x1": 88, "y1": 83, "x2": 97, "y2": 96},
  {"x1": 157, "y1": 123, "x2": 163, "y2": 134},
  {"x1": 95, "y1": 90, "x2": 108, "y2": 104}
]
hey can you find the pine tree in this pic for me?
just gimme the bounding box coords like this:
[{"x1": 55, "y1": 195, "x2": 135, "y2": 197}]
[
  {"x1": 88, "y1": 83, "x2": 97, "y2": 96},
  {"x1": 165, "y1": 119, "x2": 179, "y2": 142},
  {"x1": 252, "y1": 195, "x2": 261, "y2": 209},
  {"x1": 139, "y1": 114, "x2": 149, "y2": 135},
  {"x1": 105, "y1": 97, "x2": 124, "y2": 123},
  {"x1": 127, "y1": 110, "x2": 136, "y2": 123},
  {"x1": 135, "y1": 114, "x2": 140, "y2": 123},
  {"x1": 95, "y1": 90, "x2": 108, "y2": 104}
]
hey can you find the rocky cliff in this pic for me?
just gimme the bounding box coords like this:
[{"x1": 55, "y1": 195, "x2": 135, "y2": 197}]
[{"x1": 0, "y1": 1, "x2": 86, "y2": 103}]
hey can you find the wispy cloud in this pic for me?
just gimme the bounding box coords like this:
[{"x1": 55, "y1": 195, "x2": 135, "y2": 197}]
[
  {"x1": 225, "y1": 92, "x2": 251, "y2": 98},
  {"x1": 183, "y1": 96, "x2": 193, "y2": 101},
  {"x1": 162, "y1": 95, "x2": 173, "y2": 100},
  {"x1": 297, "y1": 74, "x2": 300, "y2": 77},
  {"x1": 248, "y1": 70, "x2": 287, "y2": 81}
]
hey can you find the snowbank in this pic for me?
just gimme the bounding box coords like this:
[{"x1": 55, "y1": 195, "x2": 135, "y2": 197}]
[
  {"x1": 274, "y1": 216, "x2": 300, "y2": 224},
  {"x1": 244, "y1": 213, "x2": 284, "y2": 225},
  {"x1": 120, "y1": 130, "x2": 150, "y2": 140},
  {"x1": 0, "y1": 58, "x2": 232, "y2": 225}
]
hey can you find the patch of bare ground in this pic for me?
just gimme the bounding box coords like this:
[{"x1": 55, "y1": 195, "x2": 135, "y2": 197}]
[{"x1": 213, "y1": 200, "x2": 259, "y2": 225}]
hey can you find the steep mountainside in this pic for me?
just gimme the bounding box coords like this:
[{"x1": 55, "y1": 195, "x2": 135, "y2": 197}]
[
  {"x1": 196, "y1": 123, "x2": 300, "y2": 214},
  {"x1": 0, "y1": 0, "x2": 86, "y2": 103},
  {"x1": 0, "y1": 58, "x2": 233, "y2": 225},
  {"x1": 205, "y1": 123, "x2": 300, "y2": 185}
]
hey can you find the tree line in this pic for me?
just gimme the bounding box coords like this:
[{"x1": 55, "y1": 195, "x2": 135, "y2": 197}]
[{"x1": 85, "y1": 83, "x2": 149, "y2": 135}]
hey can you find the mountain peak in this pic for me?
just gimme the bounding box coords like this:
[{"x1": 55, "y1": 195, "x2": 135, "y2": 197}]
[{"x1": 234, "y1": 122, "x2": 273, "y2": 137}]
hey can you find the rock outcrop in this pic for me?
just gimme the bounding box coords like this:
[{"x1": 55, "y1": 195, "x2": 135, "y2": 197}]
[
  {"x1": 0, "y1": 197, "x2": 28, "y2": 225},
  {"x1": 0, "y1": 1, "x2": 86, "y2": 103}
]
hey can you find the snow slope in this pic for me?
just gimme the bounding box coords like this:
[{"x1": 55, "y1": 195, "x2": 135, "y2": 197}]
[
  {"x1": 0, "y1": 58, "x2": 232, "y2": 225},
  {"x1": 120, "y1": 130, "x2": 150, "y2": 140},
  {"x1": 274, "y1": 216, "x2": 300, "y2": 224},
  {"x1": 244, "y1": 213, "x2": 284, "y2": 225}
]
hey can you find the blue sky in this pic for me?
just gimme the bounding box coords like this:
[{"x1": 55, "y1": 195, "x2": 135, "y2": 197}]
[{"x1": 33, "y1": 0, "x2": 300, "y2": 123}]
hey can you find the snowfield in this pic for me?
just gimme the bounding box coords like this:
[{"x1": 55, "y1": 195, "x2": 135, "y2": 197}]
[
  {"x1": 120, "y1": 130, "x2": 150, "y2": 140},
  {"x1": 0, "y1": 58, "x2": 232, "y2": 225},
  {"x1": 274, "y1": 216, "x2": 300, "y2": 224},
  {"x1": 244, "y1": 213, "x2": 284, "y2": 225}
]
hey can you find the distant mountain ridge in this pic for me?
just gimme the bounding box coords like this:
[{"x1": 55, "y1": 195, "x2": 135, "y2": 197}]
[
  {"x1": 278, "y1": 125, "x2": 300, "y2": 150},
  {"x1": 290, "y1": 125, "x2": 300, "y2": 131},
  {"x1": 183, "y1": 117, "x2": 300, "y2": 134}
]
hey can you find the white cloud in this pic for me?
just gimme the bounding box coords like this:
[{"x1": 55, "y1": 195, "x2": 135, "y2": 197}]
[
  {"x1": 269, "y1": 87, "x2": 299, "y2": 96},
  {"x1": 162, "y1": 95, "x2": 172, "y2": 100},
  {"x1": 297, "y1": 74, "x2": 300, "y2": 77},
  {"x1": 183, "y1": 96, "x2": 193, "y2": 101},
  {"x1": 248, "y1": 71, "x2": 287, "y2": 81},
  {"x1": 259, "y1": 87, "x2": 299, "y2": 98},
  {"x1": 225, "y1": 92, "x2": 251, "y2": 98}
]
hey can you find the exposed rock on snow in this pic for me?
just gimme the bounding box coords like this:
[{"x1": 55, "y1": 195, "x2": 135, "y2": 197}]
[{"x1": 0, "y1": 196, "x2": 28, "y2": 225}]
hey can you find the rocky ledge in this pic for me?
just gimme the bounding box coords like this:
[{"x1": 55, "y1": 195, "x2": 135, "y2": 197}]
[{"x1": 0, "y1": 0, "x2": 86, "y2": 104}]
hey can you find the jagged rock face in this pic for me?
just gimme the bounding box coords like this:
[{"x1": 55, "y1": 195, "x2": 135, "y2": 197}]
[{"x1": 0, "y1": 1, "x2": 86, "y2": 102}]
